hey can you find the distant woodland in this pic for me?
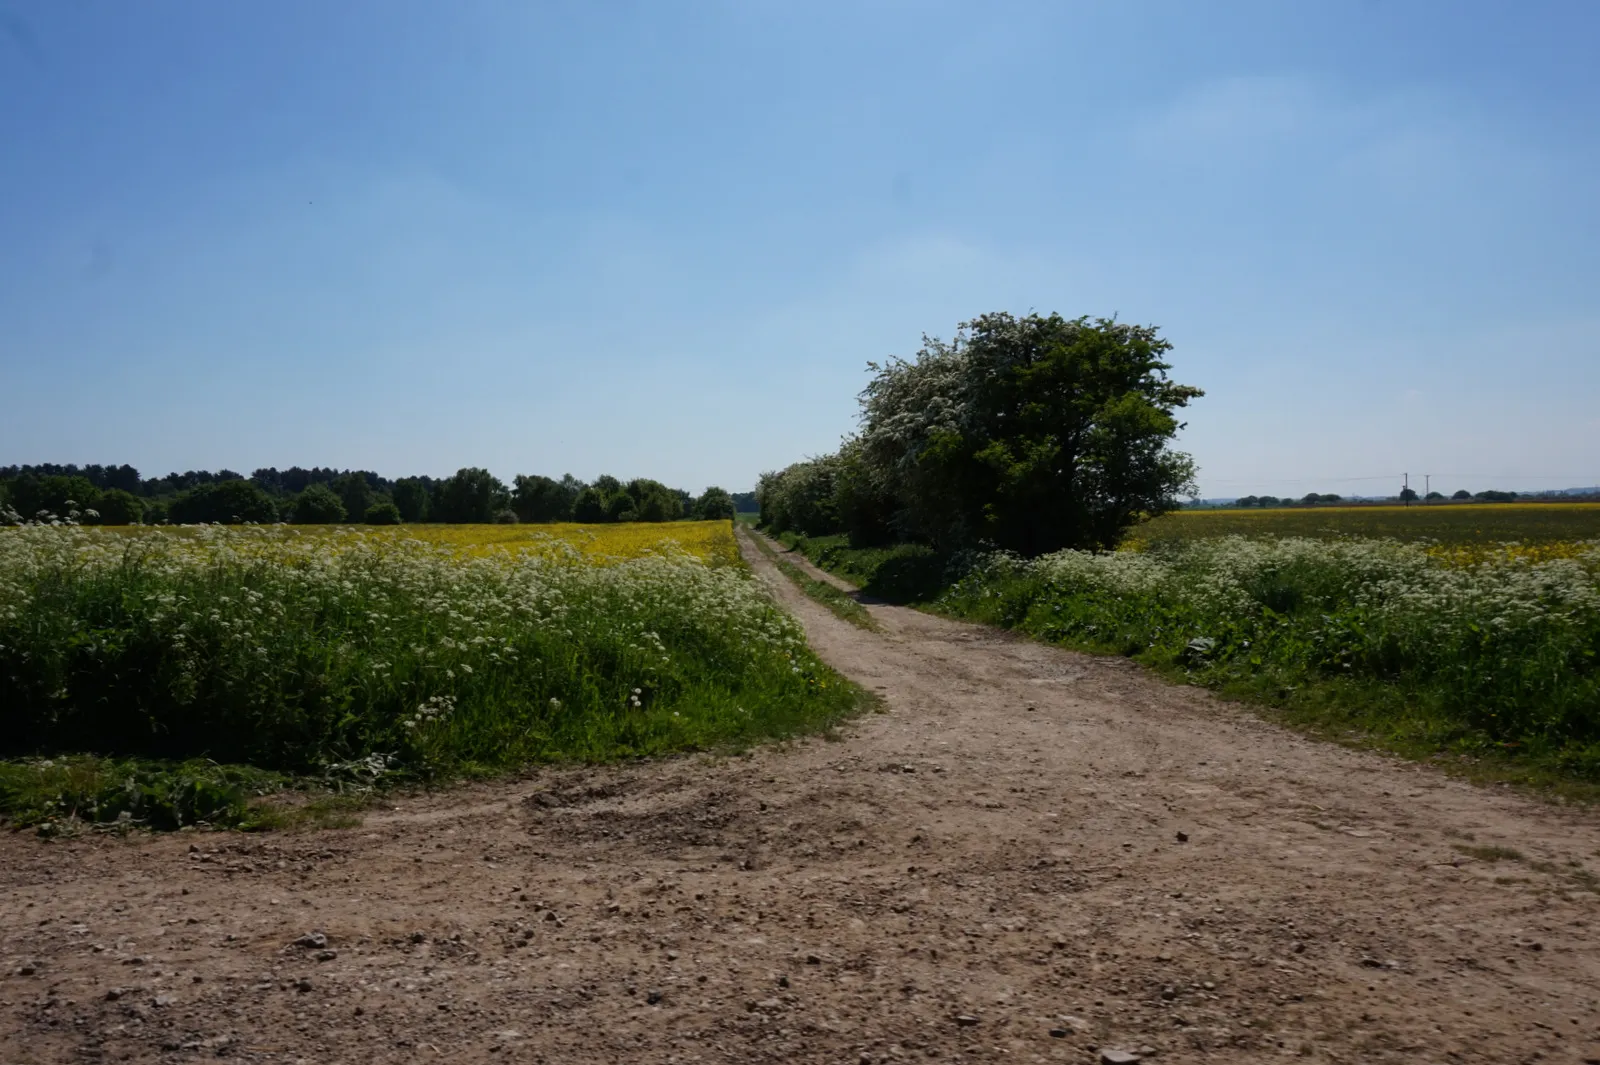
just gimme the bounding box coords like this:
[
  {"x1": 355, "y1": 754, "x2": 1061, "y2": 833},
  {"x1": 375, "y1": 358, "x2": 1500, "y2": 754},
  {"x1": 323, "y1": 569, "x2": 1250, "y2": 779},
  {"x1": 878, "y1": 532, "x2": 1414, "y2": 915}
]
[{"x1": 0, "y1": 464, "x2": 754, "y2": 525}]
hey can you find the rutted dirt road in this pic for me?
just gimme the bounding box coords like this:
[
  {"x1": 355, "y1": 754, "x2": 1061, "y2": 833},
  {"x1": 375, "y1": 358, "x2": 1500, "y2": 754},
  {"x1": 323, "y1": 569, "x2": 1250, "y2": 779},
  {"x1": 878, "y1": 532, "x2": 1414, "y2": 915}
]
[{"x1": 3, "y1": 528, "x2": 1599, "y2": 1065}]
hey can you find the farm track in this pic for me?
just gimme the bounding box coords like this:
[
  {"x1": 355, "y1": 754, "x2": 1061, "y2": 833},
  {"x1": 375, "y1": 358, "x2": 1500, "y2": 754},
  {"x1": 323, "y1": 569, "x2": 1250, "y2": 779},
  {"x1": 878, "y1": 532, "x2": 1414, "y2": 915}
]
[{"x1": 3, "y1": 527, "x2": 1600, "y2": 1064}]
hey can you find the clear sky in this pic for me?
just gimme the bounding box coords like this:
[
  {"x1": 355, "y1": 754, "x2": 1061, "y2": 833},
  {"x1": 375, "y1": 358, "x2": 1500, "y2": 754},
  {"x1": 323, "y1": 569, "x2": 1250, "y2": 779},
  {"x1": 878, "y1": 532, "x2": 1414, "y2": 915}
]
[{"x1": 2, "y1": 1, "x2": 1597, "y2": 498}]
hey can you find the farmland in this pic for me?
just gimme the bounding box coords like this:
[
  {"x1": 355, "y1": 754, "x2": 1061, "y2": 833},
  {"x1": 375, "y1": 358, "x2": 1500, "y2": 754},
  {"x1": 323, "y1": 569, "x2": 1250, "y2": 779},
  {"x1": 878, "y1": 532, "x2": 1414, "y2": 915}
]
[
  {"x1": 1133, "y1": 502, "x2": 1600, "y2": 553},
  {"x1": 0, "y1": 521, "x2": 857, "y2": 829}
]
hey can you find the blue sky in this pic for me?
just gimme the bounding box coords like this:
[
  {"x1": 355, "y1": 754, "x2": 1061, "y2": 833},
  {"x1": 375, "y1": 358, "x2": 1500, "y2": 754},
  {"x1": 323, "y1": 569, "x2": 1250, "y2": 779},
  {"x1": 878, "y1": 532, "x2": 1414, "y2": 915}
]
[{"x1": 2, "y1": 1, "x2": 1597, "y2": 498}]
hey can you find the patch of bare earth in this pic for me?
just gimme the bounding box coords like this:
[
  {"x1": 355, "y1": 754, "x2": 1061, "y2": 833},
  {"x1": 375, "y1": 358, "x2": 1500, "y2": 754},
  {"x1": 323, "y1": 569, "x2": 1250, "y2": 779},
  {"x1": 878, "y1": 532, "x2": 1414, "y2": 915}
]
[{"x1": 3, "y1": 527, "x2": 1599, "y2": 1064}]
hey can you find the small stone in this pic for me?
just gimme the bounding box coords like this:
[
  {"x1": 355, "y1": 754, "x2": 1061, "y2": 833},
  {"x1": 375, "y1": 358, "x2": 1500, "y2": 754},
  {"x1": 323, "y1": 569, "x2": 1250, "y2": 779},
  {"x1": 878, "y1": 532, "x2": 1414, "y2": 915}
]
[
  {"x1": 954, "y1": 1014, "x2": 979, "y2": 1027},
  {"x1": 315, "y1": 950, "x2": 338, "y2": 962},
  {"x1": 1101, "y1": 1051, "x2": 1142, "y2": 1065},
  {"x1": 666, "y1": 951, "x2": 679, "y2": 961},
  {"x1": 646, "y1": 989, "x2": 662, "y2": 1005},
  {"x1": 295, "y1": 978, "x2": 314, "y2": 993},
  {"x1": 409, "y1": 931, "x2": 427, "y2": 943},
  {"x1": 1049, "y1": 1028, "x2": 1068, "y2": 1038},
  {"x1": 152, "y1": 995, "x2": 175, "y2": 1008},
  {"x1": 1160, "y1": 987, "x2": 1177, "y2": 1001},
  {"x1": 16, "y1": 964, "x2": 36, "y2": 976},
  {"x1": 123, "y1": 956, "x2": 146, "y2": 967},
  {"x1": 104, "y1": 988, "x2": 125, "y2": 1002},
  {"x1": 1292, "y1": 942, "x2": 1305, "y2": 954},
  {"x1": 1175, "y1": 831, "x2": 1188, "y2": 843},
  {"x1": 805, "y1": 954, "x2": 821, "y2": 965},
  {"x1": 294, "y1": 932, "x2": 328, "y2": 949},
  {"x1": 777, "y1": 975, "x2": 790, "y2": 988}
]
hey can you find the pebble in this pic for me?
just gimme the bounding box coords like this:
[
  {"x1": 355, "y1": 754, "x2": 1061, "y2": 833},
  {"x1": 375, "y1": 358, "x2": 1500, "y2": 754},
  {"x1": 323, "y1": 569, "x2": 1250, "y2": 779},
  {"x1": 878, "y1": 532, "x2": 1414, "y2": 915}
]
[
  {"x1": 1100, "y1": 1051, "x2": 1141, "y2": 1065},
  {"x1": 294, "y1": 932, "x2": 328, "y2": 950},
  {"x1": 646, "y1": 989, "x2": 663, "y2": 1005},
  {"x1": 295, "y1": 978, "x2": 314, "y2": 993},
  {"x1": 1175, "y1": 831, "x2": 1188, "y2": 843},
  {"x1": 955, "y1": 1014, "x2": 979, "y2": 1027}
]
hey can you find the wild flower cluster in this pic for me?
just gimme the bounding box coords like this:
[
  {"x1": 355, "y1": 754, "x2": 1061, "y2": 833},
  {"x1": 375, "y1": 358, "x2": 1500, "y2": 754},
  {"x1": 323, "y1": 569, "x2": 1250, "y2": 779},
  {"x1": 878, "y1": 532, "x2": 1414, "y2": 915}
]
[
  {"x1": 940, "y1": 535, "x2": 1600, "y2": 766},
  {"x1": 0, "y1": 525, "x2": 854, "y2": 776}
]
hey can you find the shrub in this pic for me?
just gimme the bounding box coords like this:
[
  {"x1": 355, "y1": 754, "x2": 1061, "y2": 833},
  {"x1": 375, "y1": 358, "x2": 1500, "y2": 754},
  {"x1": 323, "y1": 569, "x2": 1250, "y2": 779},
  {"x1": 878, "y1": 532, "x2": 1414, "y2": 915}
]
[
  {"x1": 513, "y1": 474, "x2": 581, "y2": 523},
  {"x1": 365, "y1": 501, "x2": 402, "y2": 525},
  {"x1": 392, "y1": 478, "x2": 431, "y2": 522},
  {"x1": 169, "y1": 480, "x2": 280, "y2": 525},
  {"x1": 92, "y1": 489, "x2": 144, "y2": 525},
  {"x1": 695, "y1": 487, "x2": 736, "y2": 522},
  {"x1": 293, "y1": 484, "x2": 348, "y2": 524},
  {"x1": 434, "y1": 468, "x2": 511, "y2": 523}
]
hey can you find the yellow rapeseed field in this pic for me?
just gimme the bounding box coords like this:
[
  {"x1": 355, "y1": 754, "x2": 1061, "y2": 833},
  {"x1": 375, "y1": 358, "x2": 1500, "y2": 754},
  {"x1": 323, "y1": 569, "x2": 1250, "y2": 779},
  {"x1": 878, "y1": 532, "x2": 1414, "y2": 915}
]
[
  {"x1": 400, "y1": 520, "x2": 740, "y2": 565},
  {"x1": 70, "y1": 520, "x2": 741, "y2": 566}
]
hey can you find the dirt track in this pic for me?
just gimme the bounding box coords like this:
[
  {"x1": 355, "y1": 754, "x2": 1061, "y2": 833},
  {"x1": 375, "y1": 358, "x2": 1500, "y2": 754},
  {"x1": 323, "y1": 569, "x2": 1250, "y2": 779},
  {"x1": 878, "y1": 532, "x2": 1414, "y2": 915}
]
[{"x1": 4, "y1": 527, "x2": 1600, "y2": 1064}]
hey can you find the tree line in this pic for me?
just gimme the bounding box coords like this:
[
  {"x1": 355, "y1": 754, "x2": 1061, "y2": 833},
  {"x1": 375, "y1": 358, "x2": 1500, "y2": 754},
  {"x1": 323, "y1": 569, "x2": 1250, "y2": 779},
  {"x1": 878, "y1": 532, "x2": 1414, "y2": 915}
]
[
  {"x1": 758, "y1": 312, "x2": 1203, "y2": 556},
  {"x1": 1232, "y1": 489, "x2": 1523, "y2": 508},
  {"x1": 0, "y1": 464, "x2": 739, "y2": 526}
]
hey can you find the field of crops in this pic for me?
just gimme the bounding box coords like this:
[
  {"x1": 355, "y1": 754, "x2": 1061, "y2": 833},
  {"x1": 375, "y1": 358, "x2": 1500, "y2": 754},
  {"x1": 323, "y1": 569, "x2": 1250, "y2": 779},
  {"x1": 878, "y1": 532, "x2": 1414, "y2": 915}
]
[
  {"x1": 1133, "y1": 503, "x2": 1600, "y2": 557},
  {"x1": 0, "y1": 520, "x2": 858, "y2": 829}
]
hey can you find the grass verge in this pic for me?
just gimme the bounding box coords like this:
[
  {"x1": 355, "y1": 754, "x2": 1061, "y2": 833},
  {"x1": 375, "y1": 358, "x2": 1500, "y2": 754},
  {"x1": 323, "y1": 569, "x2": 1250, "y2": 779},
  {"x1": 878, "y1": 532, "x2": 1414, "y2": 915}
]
[{"x1": 745, "y1": 528, "x2": 879, "y2": 631}]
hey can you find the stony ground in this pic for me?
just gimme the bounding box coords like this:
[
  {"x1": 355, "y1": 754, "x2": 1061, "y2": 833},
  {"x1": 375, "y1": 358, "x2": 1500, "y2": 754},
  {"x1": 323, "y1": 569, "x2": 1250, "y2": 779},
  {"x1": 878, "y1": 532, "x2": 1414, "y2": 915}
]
[{"x1": 3, "y1": 527, "x2": 1599, "y2": 1065}]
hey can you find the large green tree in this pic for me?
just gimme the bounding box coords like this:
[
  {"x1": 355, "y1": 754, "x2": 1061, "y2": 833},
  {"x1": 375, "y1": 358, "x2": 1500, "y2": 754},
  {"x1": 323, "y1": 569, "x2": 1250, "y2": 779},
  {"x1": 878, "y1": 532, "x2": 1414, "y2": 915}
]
[
  {"x1": 169, "y1": 480, "x2": 281, "y2": 524},
  {"x1": 433, "y1": 468, "x2": 510, "y2": 523},
  {"x1": 861, "y1": 313, "x2": 1201, "y2": 552},
  {"x1": 512, "y1": 474, "x2": 582, "y2": 523}
]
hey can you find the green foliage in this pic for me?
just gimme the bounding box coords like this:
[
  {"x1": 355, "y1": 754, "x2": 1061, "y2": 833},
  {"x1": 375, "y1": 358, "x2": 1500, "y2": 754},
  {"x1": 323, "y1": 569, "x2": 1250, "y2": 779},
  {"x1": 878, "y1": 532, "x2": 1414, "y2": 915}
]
[
  {"x1": 0, "y1": 528, "x2": 863, "y2": 791},
  {"x1": 572, "y1": 486, "x2": 609, "y2": 523},
  {"x1": 694, "y1": 486, "x2": 737, "y2": 522},
  {"x1": 625, "y1": 478, "x2": 684, "y2": 522},
  {"x1": 92, "y1": 489, "x2": 145, "y2": 525},
  {"x1": 568, "y1": 476, "x2": 684, "y2": 523},
  {"x1": 760, "y1": 312, "x2": 1202, "y2": 556},
  {"x1": 7, "y1": 475, "x2": 100, "y2": 522},
  {"x1": 392, "y1": 478, "x2": 431, "y2": 522},
  {"x1": 434, "y1": 467, "x2": 511, "y2": 523},
  {"x1": 332, "y1": 472, "x2": 374, "y2": 523},
  {"x1": 513, "y1": 474, "x2": 581, "y2": 523},
  {"x1": 365, "y1": 501, "x2": 402, "y2": 525},
  {"x1": 746, "y1": 531, "x2": 878, "y2": 630},
  {"x1": 168, "y1": 480, "x2": 280, "y2": 524},
  {"x1": 0, "y1": 756, "x2": 285, "y2": 831},
  {"x1": 292, "y1": 483, "x2": 348, "y2": 524}
]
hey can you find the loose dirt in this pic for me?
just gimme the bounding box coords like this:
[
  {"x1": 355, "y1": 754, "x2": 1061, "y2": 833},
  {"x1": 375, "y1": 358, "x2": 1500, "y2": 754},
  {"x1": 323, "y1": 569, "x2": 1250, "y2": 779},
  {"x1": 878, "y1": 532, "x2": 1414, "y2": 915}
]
[{"x1": 4, "y1": 527, "x2": 1599, "y2": 1064}]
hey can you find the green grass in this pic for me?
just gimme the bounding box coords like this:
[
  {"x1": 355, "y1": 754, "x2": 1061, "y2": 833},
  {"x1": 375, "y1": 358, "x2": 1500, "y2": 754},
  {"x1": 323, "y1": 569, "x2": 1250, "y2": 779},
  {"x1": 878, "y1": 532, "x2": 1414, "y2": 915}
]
[
  {"x1": 1138, "y1": 502, "x2": 1600, "y2": 547},
  {"x1": 0, "y1": 526, "x2": 866, "y2": 832},
  {"x1": 746, "y1": 529, "x2": 879, "y2": 631},
  {"x1": 773, "y1": 531, "x2": 950, "y2": 603}
]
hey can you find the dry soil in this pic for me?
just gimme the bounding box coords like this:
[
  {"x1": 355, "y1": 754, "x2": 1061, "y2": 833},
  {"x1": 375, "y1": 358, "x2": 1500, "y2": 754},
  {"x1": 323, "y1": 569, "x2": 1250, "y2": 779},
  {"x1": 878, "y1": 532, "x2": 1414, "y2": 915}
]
[{"x1": 3, "y1": 527, "x2": 1599, "y2": 1065}]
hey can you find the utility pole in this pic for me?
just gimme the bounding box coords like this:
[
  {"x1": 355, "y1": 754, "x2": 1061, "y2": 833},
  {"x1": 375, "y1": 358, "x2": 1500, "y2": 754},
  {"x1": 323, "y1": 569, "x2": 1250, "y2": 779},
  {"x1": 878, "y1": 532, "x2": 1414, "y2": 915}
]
[
  {"x1": 1403, "y1": 472, "x2": 1410, "y2": 507},
  {"x1": 1424, "y1": 473, "x2": 1430, "y2": 504}
]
